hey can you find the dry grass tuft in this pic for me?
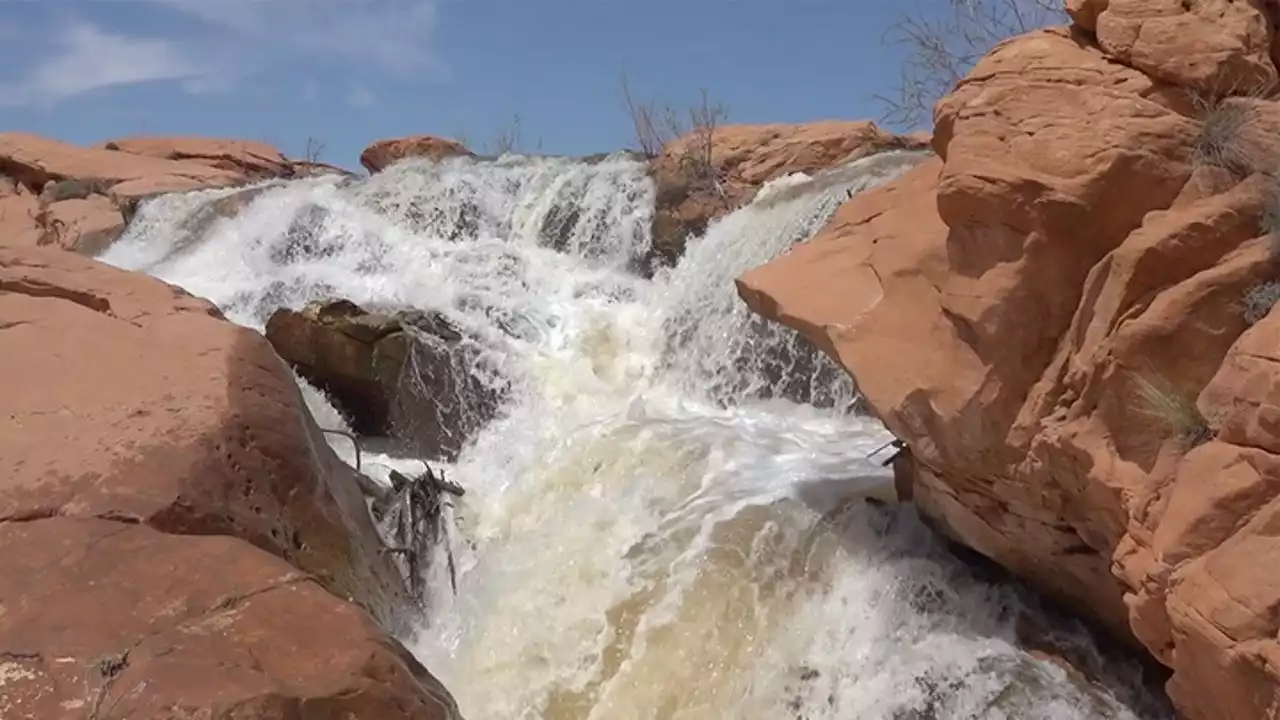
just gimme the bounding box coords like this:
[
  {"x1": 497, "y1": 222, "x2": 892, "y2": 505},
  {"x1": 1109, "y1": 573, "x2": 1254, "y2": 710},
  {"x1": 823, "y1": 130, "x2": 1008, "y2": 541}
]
[{"x1": 1132, "y1": 373, "x2": 1213, "y2": 449}]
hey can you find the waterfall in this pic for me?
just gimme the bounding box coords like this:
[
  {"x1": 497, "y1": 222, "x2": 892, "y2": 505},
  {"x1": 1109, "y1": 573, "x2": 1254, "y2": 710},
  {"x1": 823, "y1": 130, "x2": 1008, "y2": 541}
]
[{"x1": 98, "y1": 150, "x2": 1172, "y2": 720}]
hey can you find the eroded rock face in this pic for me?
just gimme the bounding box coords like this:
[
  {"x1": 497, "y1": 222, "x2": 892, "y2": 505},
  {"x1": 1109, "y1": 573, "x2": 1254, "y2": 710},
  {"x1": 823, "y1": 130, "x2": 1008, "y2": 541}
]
[
  {"x1": 738, "y1": 21, "x2": 1280, "y2": 720},
  {"x1": 1089, "y1": 0, "x2": 1278, "y2": 93},
  {"x1": 646, "y1": 121, "x2": 928, "y2": 272},
  {"x1": 360, "y1": 135, "x2": 476, "y2": 174},
  {"x1": 0, "y1": 246, "x2": 457, "y2": 717},
  {"x1": 265, "y1": 298, "x2": 505, "y2": 461}
]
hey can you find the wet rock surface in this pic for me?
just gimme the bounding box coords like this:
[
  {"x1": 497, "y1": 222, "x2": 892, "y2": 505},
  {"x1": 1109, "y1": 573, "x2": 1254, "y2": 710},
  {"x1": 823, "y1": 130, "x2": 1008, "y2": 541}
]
[{"x1": 266, "y1": 298, "x2": 506, "y2": 461}]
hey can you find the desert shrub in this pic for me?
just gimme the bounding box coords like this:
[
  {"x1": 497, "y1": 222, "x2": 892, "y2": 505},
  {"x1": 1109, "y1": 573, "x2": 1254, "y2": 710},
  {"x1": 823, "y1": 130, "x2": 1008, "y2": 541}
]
[
  {"x1": 1132, "y1": 373, "x2": 1213, "y2": 449},
  {"x1": 1190, "y1": 95, "x2": 1259, "y2": 176},
  {"x1": 621, "y1": 75, "x2": 727, "y2": 165},
  {"x1": 1240, "y1": 279, "x2": 1280, "y2": 324},
  {"x1": 877, "y1": 0, "x2": 1065, "y2": 128}
]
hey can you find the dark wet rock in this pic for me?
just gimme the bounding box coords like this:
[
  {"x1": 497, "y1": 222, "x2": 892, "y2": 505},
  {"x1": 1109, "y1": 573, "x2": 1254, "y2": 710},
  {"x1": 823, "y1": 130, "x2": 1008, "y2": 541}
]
[
  {"x1": 268, "y1": 204, "x2": 342, "y2": 264},
  {"x1": 539, "y1": 203, "x2": 581, "y2": 252},
  {"x1": 265, "y1": 298, "x2": 506, "y2": 460}
]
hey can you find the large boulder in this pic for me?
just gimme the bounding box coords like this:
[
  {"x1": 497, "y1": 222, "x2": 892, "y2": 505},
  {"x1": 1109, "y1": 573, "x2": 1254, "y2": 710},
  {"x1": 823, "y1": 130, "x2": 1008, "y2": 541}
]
[
  {"x1": 360, "y1": 135, "x2": 475, "y2": 174},
  {"x1": 265, "y1": 298, "x2": 505, "y2": 461},
  {"x1": 0, "y1": 246, "x2": 458, "y2": 717},
  {"x1": 646, "y1": 120, "x2": 928, "y2": 271},
  {"x1": 737, "y1": 20, "x2": 1280, "y2": 720}
]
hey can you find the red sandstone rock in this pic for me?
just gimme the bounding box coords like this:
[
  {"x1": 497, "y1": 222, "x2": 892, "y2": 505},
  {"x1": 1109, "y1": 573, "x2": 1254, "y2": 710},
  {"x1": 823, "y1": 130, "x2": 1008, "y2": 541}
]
[
  {"x1": 0, "y1": 132, "x2": 244, "y2": 194},
  {"x1": 0, "y1": 246, "x2": 414, "y2": 622},
  {"x1": 1091, "y1": 0, "x2": 1276, "y2": 93},
  {"x1": 0, "y1": 246, "x2": 458, "y2": 717},
  {"x1": 738, "y1": 22, "x2": 1280, "y2": 720},
  {"x1": 0, "y1": 518, "x2": 458, "y2": 719},
  {"x1": 360, "y1": 135, "x2": 475, "y2": 174}
]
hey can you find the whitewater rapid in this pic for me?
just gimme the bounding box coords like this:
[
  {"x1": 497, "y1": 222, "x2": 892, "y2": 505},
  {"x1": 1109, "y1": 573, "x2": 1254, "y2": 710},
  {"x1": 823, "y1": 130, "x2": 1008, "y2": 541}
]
[{"x1": 99, "y1": 150, "x2": 1172, "y2": 719}]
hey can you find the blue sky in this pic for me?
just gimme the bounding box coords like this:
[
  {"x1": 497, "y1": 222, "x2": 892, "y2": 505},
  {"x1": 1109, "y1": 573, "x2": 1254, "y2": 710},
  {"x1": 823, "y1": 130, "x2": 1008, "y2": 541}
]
[{"x1": 1, "y1": 0, "x2": 944, "y2": 168}]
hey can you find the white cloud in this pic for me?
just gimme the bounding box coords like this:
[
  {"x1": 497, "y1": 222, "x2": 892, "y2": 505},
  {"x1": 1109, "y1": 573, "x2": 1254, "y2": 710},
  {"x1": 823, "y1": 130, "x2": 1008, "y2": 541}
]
[
  {"x1": 0, "y1": 0, "x2": 443, "y2": 107},
  {"x1": 346, "y1": 85, "x2": 376, "y2": 108},
  {"x1": 0, "y1": 22, "x2": 204, "y2": 106},
  {"x1": 142, "y1": 0, "x2": 444, "y2": 77}
]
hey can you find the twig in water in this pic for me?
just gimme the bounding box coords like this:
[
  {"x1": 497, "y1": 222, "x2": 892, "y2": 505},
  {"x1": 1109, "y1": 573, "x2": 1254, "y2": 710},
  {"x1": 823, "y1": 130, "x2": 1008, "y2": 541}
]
[
  {"x1": 866, "y1": 438, "x2": 906, "y2": 465},
  {"x1": 320, "y1": 427, "x2": 465, "y2": 602},
  {"x1": 380, "y1": 466, "x2": 463, "y2": 601}
]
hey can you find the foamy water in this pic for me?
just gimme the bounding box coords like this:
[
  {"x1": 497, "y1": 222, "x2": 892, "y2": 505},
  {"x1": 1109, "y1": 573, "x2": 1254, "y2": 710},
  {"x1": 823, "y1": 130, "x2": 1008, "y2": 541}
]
[{"x1": 99, "y1": 150, "x2": 1170, "y2": 719}]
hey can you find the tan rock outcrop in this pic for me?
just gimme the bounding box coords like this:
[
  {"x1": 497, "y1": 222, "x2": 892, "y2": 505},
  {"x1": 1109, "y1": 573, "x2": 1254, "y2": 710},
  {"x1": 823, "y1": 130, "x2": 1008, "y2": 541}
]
[
  {"x1": 0, "y1": 132, "x2": 244, "y2": 196},
  {"x1": 0, "y1": 133, "x2": 300, "y2": 256},
  {"x1": 1088, "y1": 0, "x2": 1278, "y2": 93},
  {"x1": 360, "y1": 135, "x2": 475, "y2": 174},
  {"x1": 0, "y1": 246, "x2": 458, "y2": 717},
  {"x1": 98, "y1": 135, "x2": 294, "y2": 179},
  {"x1": 647, "y1": 120, "x2": 928, "y2": 271},
  {"x1": 738, "y1": 19, "x2": 1280, "y2": 720},
  {"x1": 265, "y1": 298, "x2": 504, "y2": 461}
]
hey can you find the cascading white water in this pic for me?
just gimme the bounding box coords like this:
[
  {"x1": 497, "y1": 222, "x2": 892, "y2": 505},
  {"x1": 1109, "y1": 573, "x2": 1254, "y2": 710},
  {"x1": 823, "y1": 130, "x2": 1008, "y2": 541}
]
[{"x1": 99, "y1": 150, "x2": 1171, "y2": 720}]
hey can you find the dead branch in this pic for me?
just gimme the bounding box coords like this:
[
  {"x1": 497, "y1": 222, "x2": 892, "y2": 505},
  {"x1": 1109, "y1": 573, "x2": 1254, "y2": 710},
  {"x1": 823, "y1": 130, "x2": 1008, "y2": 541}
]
[
  {"x1": 304, "y1": 136, "x2": 325, "y2": 163},
  {"x1": 621, "y1": 73, "x2": 665, "y2": 159},
  {"x1": 319, "y1": 427, "x2": 464, "y2": 603},
  {"x1": 620, "y1": 74, "x2": 729, "y2": 182},
  {"x1": 380, "y1": 465, "x2": 462, "y2": 600},
  {"x1": 876, "y1": 0, "x2": 1065, "y2": 128}
]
